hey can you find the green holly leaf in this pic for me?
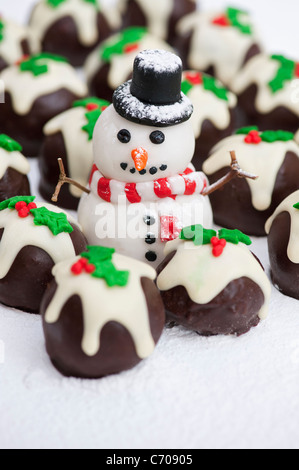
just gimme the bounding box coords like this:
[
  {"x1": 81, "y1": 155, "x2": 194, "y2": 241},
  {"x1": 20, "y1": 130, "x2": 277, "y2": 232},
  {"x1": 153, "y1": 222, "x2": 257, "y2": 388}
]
[
  {"x1": 181, "y1": 80, "x2": 193, "y2": 95},
  {"x1": 0, "y1": 196, "x2": 36, "y2": 212},
  {"x1": 30, "y1": 207, "x2": 73, "y2": 236},
  {"x1": 269, "y1": 55, "x2": 296, "y2": 93},
  {"x1": 0, "y1": 18, "x2": 5, "y2": 42},
  {"x1": 81, "y1": 246, "x2": 130, "y2": 287},
  {"x1": 260, "y1": 130, "x2": 294, "y2": 143},
  {"x1": 218, "y1": 228, "x2": 252, "y2": 246},
  {"x1": 73, "y1": 98, "x2": 110, "y2": 140},
  {"x1": 226, "y1": 7, "x2": 252, "y2": 35},
  {"x1": 293, "y1": 203, "x2": 299, "y2": 210},
  {"x1": 47, "y1": 0, "x2": 66, "y2": 7},
  {"x1": 100, "y1": 27, "x2": 147, "y2": 62},
  {"x1": 202, "y1": 75, "x2": 229, "y2": 101},
  {"x1": 0, "y1": 134, "x2": 23, "y2": 153},
  {"x1": 180, "y1": 225, "x2": 217, "y2": 246},
  {"x1": 19, "y1": 53, "x2": 68, "y2": 77}
]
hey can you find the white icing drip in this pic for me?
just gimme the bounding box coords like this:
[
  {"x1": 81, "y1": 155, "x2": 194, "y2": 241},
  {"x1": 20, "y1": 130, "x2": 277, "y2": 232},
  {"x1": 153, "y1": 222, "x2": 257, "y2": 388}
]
[
  {"x1": 30, "y1": 0, "x2": 121, "y2": 47},
  {"x1": 0, "y1": 147, "x2": 30, "y2": 179},
  {"x1": 0, "y1": 59, "x2": 87, "y2": 115},
  {"x1": 157, "y1": 238, "x2": 271, "y2": 321},
  {"x1": 203, "y1": 134, "x2": 299, "y2": 211},
  {"x1": 44, "y1": 107, "x2": 93, "y2": 198},
  {"x1": 0, "y1": 18, "x2": 40, "y2": 65},
  {"x1": 45, "y1": 253, "x2": 157, "y2": 358},
  {"x1": 265, "y1": 190, "x2": 299, "y2": 264},
  {"x1": 0, "y1": 202, "x2": 79, "y2": 279},
  {"x1": 177, "y1": 11, "x2": 260, "y2": 87},
  {"x1": 231, "y1": 54, "x2": 299, "y2": 116},
  {"x1": 182, "y1": 71, "x2": 237, "y2": 138},
  {"x1": 85, "y1": 34, "x2": 174, "y2": 90}
]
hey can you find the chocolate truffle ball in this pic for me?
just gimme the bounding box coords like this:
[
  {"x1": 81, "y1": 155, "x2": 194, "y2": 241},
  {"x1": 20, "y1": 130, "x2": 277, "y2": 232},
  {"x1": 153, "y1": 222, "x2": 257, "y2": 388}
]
[
  {"x1": 29, "y1": 0, "x2": 122, "y2": 67},
  {"x1": 85, "y1": 27, "x2": 175, "y2": 101},
  {"x1": 0, "y1": 16, "x2": 40, "y2": 72},
  {"x1": 0, "y1": 53, "x2": 87, "y2": 157},
  {"x1": 266, "y1": 190, "x2": 299, "y2": 300},
  {"x1": 231, "y1": 54, "x2": 299, "y2": 133},
  {"x1": 40, "y1": 97, "x2": 110, "y2": 210},
  {"x1": 118, "y1": 0, "x2": 196, "y2": 46},
  {"x1": 41, "y1": 246, "x2": 165, "y2": 378},
  {"x1": 0, "y1": 135, "x2": 31, "y2": 202},
  {"x1": 176, "y1": 8, "x2": 262, "y2": 88},
  {"x1": 157, "y1": 225, "x2": 271, "y2": 337},
  {"x1": 0, "y1": 196, "x2": 87, "y2": 313},
  {"x1": 182, "y1": 70, "x2": 237, "y2": 169},
  {"x1": 203, "y1": 128, "x2": 299, "y2": 236}
]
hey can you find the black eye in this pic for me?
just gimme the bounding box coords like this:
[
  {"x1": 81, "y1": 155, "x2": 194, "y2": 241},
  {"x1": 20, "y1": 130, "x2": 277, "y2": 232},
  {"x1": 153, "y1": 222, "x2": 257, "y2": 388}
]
[
  {"x1": 150, "y1": 131, "x2": 165, "y2": 144},
  {"x1": 117, "y1": 129, "x2": 131, "y2": 143}
]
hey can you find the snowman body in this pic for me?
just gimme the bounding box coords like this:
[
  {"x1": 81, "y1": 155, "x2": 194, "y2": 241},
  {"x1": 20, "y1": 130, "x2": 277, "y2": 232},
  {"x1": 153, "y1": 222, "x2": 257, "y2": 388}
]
[{"x1": 78, "y1": 104, "x2": 212, "y2": 267}]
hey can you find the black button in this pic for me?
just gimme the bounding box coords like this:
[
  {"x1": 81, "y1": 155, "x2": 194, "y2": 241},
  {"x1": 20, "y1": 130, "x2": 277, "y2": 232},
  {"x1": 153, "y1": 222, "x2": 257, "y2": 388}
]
[
  {"x1": 143, "y1": 215, "x2": 156, "y2": 226},
  {"x1": 146, "y1": 251, "x2": 157, "y2": 262},
  {"x1": 145, "y1": 233, "x2": 156, "y2": 245}
]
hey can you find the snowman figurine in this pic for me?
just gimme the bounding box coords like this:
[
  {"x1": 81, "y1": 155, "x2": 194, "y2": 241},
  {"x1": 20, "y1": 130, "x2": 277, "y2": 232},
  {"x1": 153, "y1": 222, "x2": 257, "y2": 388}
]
[
  {"x1": 54, "y1": 50, "x2": 253, "y2": 268},
  {"x1": 76, "y1": 50, "x2": 213, "y2": 267}
]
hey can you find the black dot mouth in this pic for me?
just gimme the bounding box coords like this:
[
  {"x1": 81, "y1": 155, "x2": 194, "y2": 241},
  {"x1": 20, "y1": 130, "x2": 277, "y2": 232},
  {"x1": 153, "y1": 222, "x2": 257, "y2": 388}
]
[{"x1": 120, "y1": 163, "x2": 168, "y2": 175}]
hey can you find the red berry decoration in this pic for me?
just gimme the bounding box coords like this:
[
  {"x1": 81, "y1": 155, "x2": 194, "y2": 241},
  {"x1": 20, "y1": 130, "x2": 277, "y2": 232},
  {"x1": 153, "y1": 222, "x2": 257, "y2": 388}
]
[
  {"x1": 71, "y1": 257, "x2": 96, "y2": 276},
  {"x1": 86, "y1": 103, "x2": 99, "y2": 111},
  {"x1": 212, "y1": 15, "x2": 231, "y2": 27},
  {"x1": 185, "y1": 72, "x2": 203, "y2": 86},
  {"x1": 295, "y1": 63, "x2": 299, "y2": 78},
  {"x1": 124, "y1": 43, "x2": 139, "y2": 54},
  {"x1": 211, "y1": 237, "x2": 227, "y2": 257}
]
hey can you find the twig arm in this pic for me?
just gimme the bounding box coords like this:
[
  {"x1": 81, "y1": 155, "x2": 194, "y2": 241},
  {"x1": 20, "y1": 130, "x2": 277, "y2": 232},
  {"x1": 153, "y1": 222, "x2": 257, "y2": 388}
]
[
  {"x1": 51, "y1": 158, "x2": 91, "y2": 203},
  {"x1": 202, "y1": 151, "x2": 258, "y2": 197}
]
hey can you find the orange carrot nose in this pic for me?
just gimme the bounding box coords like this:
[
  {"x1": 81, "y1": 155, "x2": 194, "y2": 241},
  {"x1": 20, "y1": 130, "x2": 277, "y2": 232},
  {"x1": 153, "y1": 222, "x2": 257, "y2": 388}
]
[{"x1": 131, "y1": 147, "x2": 148, "y2": 171}]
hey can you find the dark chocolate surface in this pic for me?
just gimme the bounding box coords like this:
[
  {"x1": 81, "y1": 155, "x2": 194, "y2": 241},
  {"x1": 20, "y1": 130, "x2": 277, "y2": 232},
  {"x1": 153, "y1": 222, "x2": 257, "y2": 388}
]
[
  {"x1": 0, "y1": 168, "x2": 31, "y2": 203},
  {"x1": 268, "y1": 211, "x2": 299, "y2": 300}
]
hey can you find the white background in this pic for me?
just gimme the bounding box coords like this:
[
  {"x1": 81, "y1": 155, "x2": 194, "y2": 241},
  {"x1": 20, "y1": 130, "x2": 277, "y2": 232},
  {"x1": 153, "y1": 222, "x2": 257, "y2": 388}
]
[{"x1": 0, "y1": 0, "x2": 299, "y2": 450}]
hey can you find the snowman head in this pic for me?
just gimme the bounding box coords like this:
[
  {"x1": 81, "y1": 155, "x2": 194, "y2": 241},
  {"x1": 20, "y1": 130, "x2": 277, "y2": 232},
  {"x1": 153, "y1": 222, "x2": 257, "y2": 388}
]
[{"x1": 93, "y1": 50, "x2": 195, "y2": 182}]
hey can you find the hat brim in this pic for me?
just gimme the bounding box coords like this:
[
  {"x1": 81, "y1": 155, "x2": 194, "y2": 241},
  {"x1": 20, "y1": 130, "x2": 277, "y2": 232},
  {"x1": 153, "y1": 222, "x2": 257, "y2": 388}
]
[{"x1": 113, "y1": 80, "x2": 193, "y2": 128}]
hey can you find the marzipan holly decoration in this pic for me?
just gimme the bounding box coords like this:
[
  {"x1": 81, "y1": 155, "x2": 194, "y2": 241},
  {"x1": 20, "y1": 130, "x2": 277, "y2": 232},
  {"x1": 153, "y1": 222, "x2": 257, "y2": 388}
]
[
  {"x1": 0, "y1": 196, "x2": 74, "y2": 235},
  {"x1": 71, "y1": 245, "x2": 130, "y2": 287},
  {"x1": 47, "y1": 0, "x2": 97, "y2": 8},
  {"x1": 181, "y1": 71, "x2": 229, "y2": 101},
  {"x1": 236, "y1": 127, "x2": 295, "y2": 145},
  {"x1": 293, "y1": 202, "x2": 299, "y2": 210},
  {"x1": 269, "y1": 55, "x2": 299, "y2": 93},
  {"x1": 100, "y1": 27, "x2": 147, "y2": 62},
  {"x1": 73, "y1": 98, "x2": 110, "y2": 140},
  {"x1": 0, "y1": 134, "x2": 23, "y2": 152},
  {"x1": 18, "y1": 53, "x2": 68, "y2": 77},
  {"x1": 212, "y1": 7, "x2": 252, "y2": 35},
  {"x1": 0, "y1": 18, "x2": 5, "y2": 42},
  {"x1": 180, "y1": 224, "x2": 252, "y2": 257}
]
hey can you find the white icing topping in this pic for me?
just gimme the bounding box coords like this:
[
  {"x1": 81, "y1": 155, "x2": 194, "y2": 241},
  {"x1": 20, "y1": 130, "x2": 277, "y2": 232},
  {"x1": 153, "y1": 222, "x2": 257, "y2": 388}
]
[
  {"x1": 45, "y1": 253, "x2": 157, "y2": 358},
  {"x1": 177, "y1": 11, "x2": 260, "y2": 87},
  {"x1": 182, "y1": 71, "x2": 237, "y2": 138},
  {"x1": 0, "y1": 202, "x2": 79, "y2": 279},
  {"x1": 0, "y1": 18, "x2": 40, "y2": 65},
  {"x1": 231, "y1": 54, "x2": 299, "y2": 116},
  {"x1": 157, "y1": 237, "x2": 271, "y2": 320},
  {"x1": 265, "y1": 190, "x2": 299, "y2": 264},
  {"x1": 131, "y1": 0, "x2": 173, "y2": 40},
  {"x1": 0, "y1": 59, "x2": 87, "y2": 115},
  {"x1": 44, "y1": 107, "x2": 93, "y2": 198},
  {"x1": 203, "y1": 134, "x2": 299, "y2": 211},
  {"x1": 85, "y1": 33, "x2": 174, "y2": 90},
  {"x1": 0, "y1": 147, "x2": 30, "y2": 179},
  {"x1": 30, "y1": 0, "x2": 121, "y2": 46}
]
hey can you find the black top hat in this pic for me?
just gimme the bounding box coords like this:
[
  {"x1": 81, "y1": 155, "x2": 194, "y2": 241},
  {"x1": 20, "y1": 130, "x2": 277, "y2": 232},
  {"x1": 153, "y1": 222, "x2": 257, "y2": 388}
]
[{"x1": 113, "y1": 50, "x2": 193, "y2": 127}]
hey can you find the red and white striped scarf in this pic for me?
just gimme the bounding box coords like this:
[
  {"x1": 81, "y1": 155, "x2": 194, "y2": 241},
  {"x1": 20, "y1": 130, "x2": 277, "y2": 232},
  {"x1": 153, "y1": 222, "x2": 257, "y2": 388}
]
[{"x1": 89, "y1": 164, "x2": 208, "y2": 204}]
